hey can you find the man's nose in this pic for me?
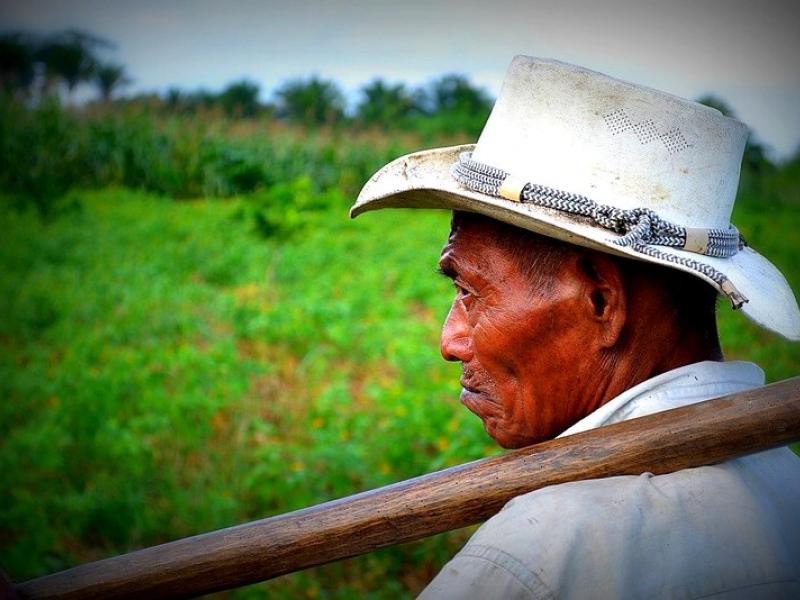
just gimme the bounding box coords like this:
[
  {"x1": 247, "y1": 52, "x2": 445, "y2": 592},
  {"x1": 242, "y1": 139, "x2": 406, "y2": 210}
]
[{"x1": 440, "y1": 302, "x2": 473, "y2": 362}]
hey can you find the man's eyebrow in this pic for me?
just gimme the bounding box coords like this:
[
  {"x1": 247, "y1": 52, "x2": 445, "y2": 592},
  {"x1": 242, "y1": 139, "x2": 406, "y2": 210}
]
[{"x1": 436, "y1": 262, "x2": 457, "y2": 279}]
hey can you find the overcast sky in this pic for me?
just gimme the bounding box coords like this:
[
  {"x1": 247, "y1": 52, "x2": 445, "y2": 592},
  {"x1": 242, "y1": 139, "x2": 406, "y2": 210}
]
[{"x1": 2, "y1": 0, "x2": 799, "y2": 158}]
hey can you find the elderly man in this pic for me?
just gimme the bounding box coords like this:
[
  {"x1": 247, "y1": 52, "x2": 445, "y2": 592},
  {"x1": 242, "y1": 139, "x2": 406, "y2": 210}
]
[{"x1": 352, "y1": 57, "x2": 800, "y2": 598}]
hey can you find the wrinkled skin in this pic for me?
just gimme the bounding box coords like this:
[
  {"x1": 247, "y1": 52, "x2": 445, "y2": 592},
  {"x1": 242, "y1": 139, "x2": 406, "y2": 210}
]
[{"x1": 438, "y1": 212, "x2": 720, "y2": 448}]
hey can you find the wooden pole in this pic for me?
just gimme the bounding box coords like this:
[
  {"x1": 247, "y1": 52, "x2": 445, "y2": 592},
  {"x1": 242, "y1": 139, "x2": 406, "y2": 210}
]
[{"x1": 15, "y1": 377, "x2": 800, "y2": 599}]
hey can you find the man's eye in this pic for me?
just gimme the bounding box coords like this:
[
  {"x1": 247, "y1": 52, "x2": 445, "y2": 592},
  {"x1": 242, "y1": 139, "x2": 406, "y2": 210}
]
[{"x1": 456, "y1": 285, "x2": 474, "y2": 303}]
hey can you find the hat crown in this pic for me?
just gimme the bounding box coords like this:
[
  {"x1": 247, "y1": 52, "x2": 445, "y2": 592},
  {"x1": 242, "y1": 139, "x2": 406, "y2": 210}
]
[{"x1": 472, "y1": 56, "x2": 749, "y2": 228}]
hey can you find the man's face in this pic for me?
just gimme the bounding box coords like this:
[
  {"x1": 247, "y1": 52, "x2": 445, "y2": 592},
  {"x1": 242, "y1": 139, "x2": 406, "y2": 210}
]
[{"x1": 438, "y1": 214, "x2": 599, "y2": 448}]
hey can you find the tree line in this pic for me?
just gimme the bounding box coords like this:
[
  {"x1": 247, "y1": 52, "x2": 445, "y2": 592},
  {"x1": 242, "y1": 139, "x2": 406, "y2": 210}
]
[
  {"x1": 0, "y1": 28, "x2": 493, "y2": 132},
  {"x1": 0, "y1": 29, "x2": 130, "y2": 102},
  {"x1": 0, "y1": 27, "x2": 787, "y2": 164},
  {"x1": 163, "y1": 73, "x2": 494, "y2": 130}
]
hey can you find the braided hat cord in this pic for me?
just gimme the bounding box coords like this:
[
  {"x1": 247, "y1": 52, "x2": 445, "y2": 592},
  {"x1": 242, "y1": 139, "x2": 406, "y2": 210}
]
[{"x1": 451, "y1": 152, "x2": 748, "y2": 309}]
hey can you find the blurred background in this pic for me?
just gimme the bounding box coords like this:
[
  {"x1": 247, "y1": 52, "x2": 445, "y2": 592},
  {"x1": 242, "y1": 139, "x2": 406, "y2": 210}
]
[{"x1": 1, "y1": 0, "x2": 798, "y2": 597}]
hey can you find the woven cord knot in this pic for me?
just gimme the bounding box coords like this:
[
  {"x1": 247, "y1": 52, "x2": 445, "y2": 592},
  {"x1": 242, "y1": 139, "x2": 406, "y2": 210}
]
[
  {"x1": 593, "y1": 205, "x2": 627, "y2": 233},
  {"x1": 613, "y1": 210, "x2": 652, "y2": 247}
]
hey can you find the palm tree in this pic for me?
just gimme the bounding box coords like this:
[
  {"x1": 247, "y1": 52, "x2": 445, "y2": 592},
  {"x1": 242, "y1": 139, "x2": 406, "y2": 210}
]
[
  {"x1": 428, "y1": 74, "x2": 492, "y2": 116},
  {"x1": 219, "y1": 79, "x2": 261, "y2": 118},
  {"x1": 36, "y1": 29, "x2": 111, "y2": 99},
  {"x1": 274, "y1": 76, "x2": 345, "y2": 125},
  {"x1": 94, "y1": 62, "x2": 131, "y2": 102},
  {"x1": 414, "y1": 74, "x2": 493, "y2": 136},
  {"x1": 356, "y1": 79, "x2": 416, "y2": 126},
  {"x1": 0, "y1": 32, "x2": 38, "y2": 99}
]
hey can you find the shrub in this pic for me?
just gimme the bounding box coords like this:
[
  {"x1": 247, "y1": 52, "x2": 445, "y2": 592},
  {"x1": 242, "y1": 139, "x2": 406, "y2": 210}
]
[
  {"x1": 0, "y1": 98, "x2": 82, "y2": 216},
  {"x1": 245, "y1": 176, "x2": 347, "y2": 239}
]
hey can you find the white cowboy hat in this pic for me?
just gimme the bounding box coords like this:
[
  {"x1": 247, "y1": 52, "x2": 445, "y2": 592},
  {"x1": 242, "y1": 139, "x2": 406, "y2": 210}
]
[{"x1": 351, "y1": 56, "x2": 800, "y2": 341}]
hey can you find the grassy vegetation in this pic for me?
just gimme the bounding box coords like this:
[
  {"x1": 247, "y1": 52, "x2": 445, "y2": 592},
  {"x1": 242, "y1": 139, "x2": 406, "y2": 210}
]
[
  {"x1": 0, "y1": 187, "x2": 495, "y2": 597},
  {"x1": 0, "y1": 102, "x2": 798, "y2": 597}
]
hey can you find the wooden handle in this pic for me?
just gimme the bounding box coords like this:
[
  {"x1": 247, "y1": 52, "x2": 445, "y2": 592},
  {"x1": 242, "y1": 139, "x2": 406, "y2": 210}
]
[{"x1": 16, "y1": 377, "x2": 800, "y2": 599}]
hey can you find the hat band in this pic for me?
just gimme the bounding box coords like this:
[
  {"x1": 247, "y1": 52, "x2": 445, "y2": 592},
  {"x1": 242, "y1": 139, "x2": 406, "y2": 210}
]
[{"x1": 451, "y1": 152, "x2": 748, "y2": 309}]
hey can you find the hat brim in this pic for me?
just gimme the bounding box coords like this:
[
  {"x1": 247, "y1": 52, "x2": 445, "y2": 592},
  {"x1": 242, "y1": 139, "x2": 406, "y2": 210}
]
[{"x1": 351, "y1": 144, "x2": 800, "y2": 341}]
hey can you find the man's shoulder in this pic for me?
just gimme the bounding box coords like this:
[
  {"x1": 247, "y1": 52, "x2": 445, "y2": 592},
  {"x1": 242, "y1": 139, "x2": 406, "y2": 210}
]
[
  {"x1": 421, "y1": 448, "x2": 800, "y2": 599},
  {"x1": 478, "y1": 447, "x2": 800, "y2": 568}
]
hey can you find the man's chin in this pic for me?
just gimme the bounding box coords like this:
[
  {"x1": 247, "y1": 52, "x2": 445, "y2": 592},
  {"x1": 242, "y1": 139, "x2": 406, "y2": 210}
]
[
  {"x1": 478, "y1": 412, "x2": 541, "y2": 449},
  {"x1": 459, "y1": 391, "x2": 543, "y2": 448},
  {"x1": 459, "y1": 389, "x2": 514, "y2": 447},
  {"x1": 489, "y1": 428, "x2": 540, "y2": 449}
]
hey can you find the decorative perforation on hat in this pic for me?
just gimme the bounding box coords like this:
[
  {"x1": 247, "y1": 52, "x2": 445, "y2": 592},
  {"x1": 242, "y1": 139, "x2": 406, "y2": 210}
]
[
  {"x1": 603, "y1": 109, "x2": 689, "y2": 154},
  {"x1": 633, "y1": 119, "x2": 658, "y2": 144},
  {"x1": 658, "y1": 128, "x2": 689, "y2": 154},
  {"x1": 603, "y1": 109, "x2": 632, "y2": 134}
]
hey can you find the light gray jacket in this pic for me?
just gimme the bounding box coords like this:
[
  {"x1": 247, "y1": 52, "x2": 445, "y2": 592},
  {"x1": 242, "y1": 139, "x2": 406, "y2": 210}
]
[{"x1": 420, "y1": 361, "x2": 800, "y2": 599}]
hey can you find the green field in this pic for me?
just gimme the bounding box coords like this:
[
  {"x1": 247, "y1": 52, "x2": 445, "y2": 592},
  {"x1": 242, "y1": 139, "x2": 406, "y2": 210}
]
[
  {"x1": 1, "y1": 108, "x2": 799, "y2": 597},
  {"x1": 0, "y1": 187, "x2": 492, "y2": 597}
]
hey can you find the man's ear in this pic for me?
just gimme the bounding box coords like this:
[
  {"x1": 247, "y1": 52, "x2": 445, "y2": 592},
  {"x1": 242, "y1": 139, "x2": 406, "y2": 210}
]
[{"x1": 576, "y1": 251, "x2": 627, "y2": 348}]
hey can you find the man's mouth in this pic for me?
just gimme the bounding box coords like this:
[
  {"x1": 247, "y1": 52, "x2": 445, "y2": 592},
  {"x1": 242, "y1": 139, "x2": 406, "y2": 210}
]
[
  {"x1": 459, "y1": 380, "x2": 499, "y2": 414},
  {"x1": 459, "y1": 387, "x2": 482, "y2": 412},
  {"x1": 459, "y1": 378, "x2": 482, "y2": 394}
]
